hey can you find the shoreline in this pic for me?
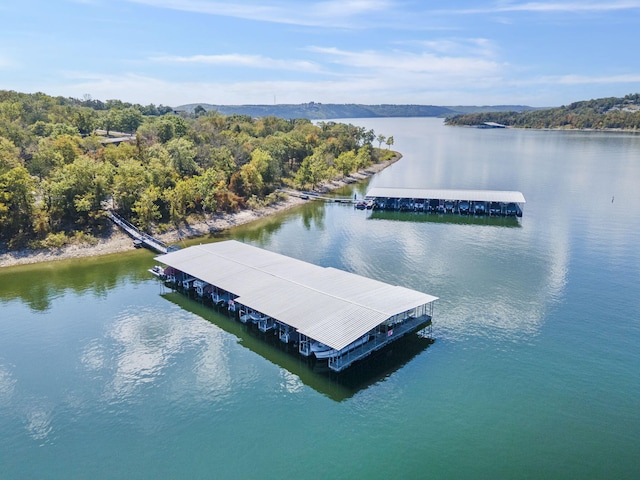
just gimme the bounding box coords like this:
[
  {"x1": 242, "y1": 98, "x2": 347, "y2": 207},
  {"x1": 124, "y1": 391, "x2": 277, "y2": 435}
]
[{"x1": 0, "y1": 154, "x2": 400, "y2": 268}]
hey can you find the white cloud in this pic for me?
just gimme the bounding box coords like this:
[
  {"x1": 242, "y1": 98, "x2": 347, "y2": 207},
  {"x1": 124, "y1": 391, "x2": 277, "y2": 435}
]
[
  {"x1": 33, "y1": 42, "x2": 640, "y2": 106},
  {"x1": 46, "y1": 67, "x2": 499, "y2": 106},
  {"x1": 440, "y1": 1, "x2": 640, "y2": 15},
  {"x1": 126, "y1": 0, "x2": 396, "y2": 27},
  {"x1": 511, "y1": 72, "x2": 640, "y2": 86},
  {"x1": 310, "y1": 0, "x2": 392, "y2": 17},
  {"x1": 150, "y1": 53, "x2": 322, "y2": 72},
  {"x1": 497, "y1": 1, "x2": 640, "y2": 13},
  {"x1": 418, "y1": 38, "x2": 497, "y2": 57},
  {"x1": 309, "y1": 45, "x2": 504, "y2": 78},
  {"x1": 46, "y1": 38, "x2": 507, "y2": 105},
  {"x1": 553, "y1": 73, "x2": 640, "y2": 84}
]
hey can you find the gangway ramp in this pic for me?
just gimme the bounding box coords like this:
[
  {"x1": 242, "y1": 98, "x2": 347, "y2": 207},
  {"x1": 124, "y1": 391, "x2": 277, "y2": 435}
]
[{"x1": 107, "y1": 210, "x2": 169, "y2": 254}]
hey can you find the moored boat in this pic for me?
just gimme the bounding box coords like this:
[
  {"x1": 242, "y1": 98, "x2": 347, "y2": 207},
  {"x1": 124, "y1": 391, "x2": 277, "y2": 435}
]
[
  {"x1": 148, "y1": 265, "x2": 166, "y2": 279},
  {"x1": 313, "y1": 334, "x2": 372, "y2": 359}
]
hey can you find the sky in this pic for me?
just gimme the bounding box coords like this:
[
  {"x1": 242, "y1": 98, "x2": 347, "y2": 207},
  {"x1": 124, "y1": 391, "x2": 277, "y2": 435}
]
[{"x1": 1, "y1": 0, "x2": 639, "y2": 108}]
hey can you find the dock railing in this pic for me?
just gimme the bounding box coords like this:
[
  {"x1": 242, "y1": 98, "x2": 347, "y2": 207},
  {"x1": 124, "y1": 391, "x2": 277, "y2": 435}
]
[
  {"x1": 328, "y1": 315, "x2": 432, "y2": 372},
  {"x1": 107, "y1": 210, "x2": 169, "y2": 254}
]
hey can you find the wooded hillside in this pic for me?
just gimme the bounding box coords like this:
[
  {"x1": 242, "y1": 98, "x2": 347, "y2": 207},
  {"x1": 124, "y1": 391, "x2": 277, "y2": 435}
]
[
  {"x1": 445, "y1": 94, "x2": 640, "y2": 130},
  {"x1": 178, "y1": 102, "x2": 536, "y2": 119},
  {"x1": 0, "y1": 90, "x2": 393, "y2": 250}
]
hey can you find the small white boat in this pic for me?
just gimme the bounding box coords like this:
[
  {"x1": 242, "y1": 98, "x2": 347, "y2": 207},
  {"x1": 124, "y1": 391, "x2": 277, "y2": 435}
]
[
  {"x1": 310, "y1": 341, "x2": 333, "y2": 355},
  {"x1": 313, "y1": 334, "x2": 371, "y2": 359},
  {"x1": 148, "y1": 265, "x2": 166, "y2": 279}
]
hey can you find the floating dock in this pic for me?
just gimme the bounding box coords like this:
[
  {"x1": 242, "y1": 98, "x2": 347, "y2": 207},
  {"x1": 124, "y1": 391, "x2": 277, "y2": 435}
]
[
  {"x1": 153, "y1": 240, "x2": 437, "y2": 372},
  {"x1": 365, "y1": 187, "x2": 526, "y2": 217}
]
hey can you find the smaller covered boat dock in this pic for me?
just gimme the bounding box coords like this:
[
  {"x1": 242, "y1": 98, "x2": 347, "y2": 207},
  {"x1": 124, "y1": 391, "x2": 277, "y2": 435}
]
[
  {"x1": 366, "y1": 187, "x2": 526, "y2": 217},
  {"x1": 154, "y1": 240, "x2": 437, "y2": 372}
]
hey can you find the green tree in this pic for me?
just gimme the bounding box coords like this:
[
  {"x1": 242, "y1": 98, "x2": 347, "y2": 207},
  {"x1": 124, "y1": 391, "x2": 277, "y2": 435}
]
[
  {"x1": 249, "y1": 148, "x2": 280, "y2": 185},
  {"x1": 155, "y1": 115, "x2": 189, "y2": 143},
  {"x1": 207, "y1": 146, "x2": 237, "y2": 180},
  {"x1": 72, "y1": 107, "x2": 97, "y2": 135},
  {"x1": 166, "y1": 137, "x2": 199, "y2": 176},
  {"x1": 112, "y1": 158, "x2": 147, "y2": 216},
  {"x1": 166, "y1": 177, "x2": 198, "y2": 223},
  {"x1": 0, "y1": 137, "x2": 22, "y2": 173},
  {"x1": 52, "y1": 134, "x2": 82, "y2": 164},
  {"x1": 46, "y1": 156, "x2": 112, "y2": 228},
  {"x1": 385, "y1": 136, "x2": 394, "y2": 149},
  {"x1": 29, "y1": 138, "x2": 65, "y2": 178},
  {"x1": 0, "y1": 166, "x2": 36, "y2": 243},
  {"x1": 197, "y1": 168, "x2": 226, "y2": 213},
  {"x1": 294, "y1": 151, "x2": 331, "y2": 189},
  {"x1": 118, "y1": 107, "x2": 144, "y2": 133},
  {"x1": 334, "y1": 150, "x2": 357, "y2": 176},
  {"x1": 101, "y1": 142, "x2": 139, "y2": 166},
  {"x1": 132, "y1": 185, "x2": 162, "y2": 231},
  {"x1": 355, "y1": 144, "x2": 373, "y2": 170},
  {"x1": 229, "y1": 162, "x2": 264, "y2": 199}
]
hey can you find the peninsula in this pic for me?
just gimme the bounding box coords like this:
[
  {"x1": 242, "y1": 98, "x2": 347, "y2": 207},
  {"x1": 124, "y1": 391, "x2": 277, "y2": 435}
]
[
  {"x1": 445, "y1": 93, "x2": 640, "y2": 130},
  {"x1": 0, "y1": 90, "x2": 404, "y2": 267}
]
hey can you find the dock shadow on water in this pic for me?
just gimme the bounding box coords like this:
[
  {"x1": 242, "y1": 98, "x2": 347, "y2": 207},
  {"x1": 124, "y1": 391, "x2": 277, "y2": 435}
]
[
  {"x1": 161, "y1": 290, "x2": 434, "y2": 402},
  {"x1": 203, "y1": 200, "x2": 327, "y2": 247},
  {"x1": 369, "y1": 210, "x2": 522, "y2": 227}
]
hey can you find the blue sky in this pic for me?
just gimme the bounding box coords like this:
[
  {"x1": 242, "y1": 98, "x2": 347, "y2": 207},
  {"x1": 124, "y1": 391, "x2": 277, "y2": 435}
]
[{"x1": 1, "y1": 0, "x2": 639, "y2": 107}]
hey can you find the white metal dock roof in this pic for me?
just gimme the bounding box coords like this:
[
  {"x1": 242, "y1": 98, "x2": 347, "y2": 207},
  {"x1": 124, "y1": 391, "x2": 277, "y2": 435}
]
[
  {"x1": 366, "y1": 187, "x2": 526, "y2": 204},
  {"x1": 156, "y1": 240, "x2": 437, "y2": 351}
]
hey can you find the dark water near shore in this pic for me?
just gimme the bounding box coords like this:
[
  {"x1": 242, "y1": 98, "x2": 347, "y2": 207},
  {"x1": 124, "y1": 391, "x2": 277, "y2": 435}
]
[{"x1": 1, "y1": 118, "x2": 638, "y2": 479}]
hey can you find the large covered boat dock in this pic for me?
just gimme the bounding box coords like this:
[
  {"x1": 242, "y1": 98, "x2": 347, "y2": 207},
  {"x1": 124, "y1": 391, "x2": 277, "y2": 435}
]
[
  {"x1": 154, "y1": 240, "x2": 437, "y2": 372},
  {"x1": 366, "y1": 187, "x2": 526, "y2": 217}
]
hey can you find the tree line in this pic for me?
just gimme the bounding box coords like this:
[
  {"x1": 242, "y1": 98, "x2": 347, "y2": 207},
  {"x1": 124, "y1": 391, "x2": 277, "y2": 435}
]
[
  {"x1": 0, "y1": 90, "x2": 394, "y2": 250},
  {"x1": 445, "y1": 93, "x2": 640, "y2": 130}
]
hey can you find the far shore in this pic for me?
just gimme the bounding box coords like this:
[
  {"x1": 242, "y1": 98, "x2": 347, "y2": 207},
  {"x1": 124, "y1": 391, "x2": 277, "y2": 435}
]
[{"x1": 0, "y1": 154, "x2": 400, "y2": 268}]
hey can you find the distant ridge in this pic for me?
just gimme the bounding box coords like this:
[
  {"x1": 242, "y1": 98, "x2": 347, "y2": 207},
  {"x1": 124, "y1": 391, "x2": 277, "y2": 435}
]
[
  {"x1": 175, "y1": 102, "x2": 536, "y2": 119},
  {"x1": 445, "y1": 93, "x2": 640, "y2": 130}
]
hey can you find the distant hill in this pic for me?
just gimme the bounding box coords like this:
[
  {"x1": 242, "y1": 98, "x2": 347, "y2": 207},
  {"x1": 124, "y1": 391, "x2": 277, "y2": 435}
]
[
  {"x1": 176, "y1": 102, "x2": 536, "y2": 119},
  {"x1": 445, "y1": 94, "x2": 640, "y2": 130}
]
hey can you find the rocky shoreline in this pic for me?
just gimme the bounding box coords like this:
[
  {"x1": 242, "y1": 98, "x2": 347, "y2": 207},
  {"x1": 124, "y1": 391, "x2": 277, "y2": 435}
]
[{"x1": 0, "y1": 154, "x2": 400, "y2": 268}]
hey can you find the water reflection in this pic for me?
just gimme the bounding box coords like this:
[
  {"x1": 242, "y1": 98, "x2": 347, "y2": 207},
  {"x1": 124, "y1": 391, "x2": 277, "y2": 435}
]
[
  {"x1": 0, "y1": 250, "x2": 155, "y2": 312},
  {"x1": 25, "y1": 406, "x2": 53, "y2": 443},
  {"x1": 93, "y1": 304, "x2": 233, "y2": 404},
  {"x1": 160, "y1": 291, "x2": 434, "y2": 402},
  {"x1": 316, "y1": 118, "x2": 578, "y2": 342},
  {"x1": 229, "y1": 200, "x2": 327, "y2": 247},
  {"x1": 369, "y1": 210, "x2": 522, "y2": 227},
  {"x1": 0, "y1": 364, "x2": 16, "y2": 406}
]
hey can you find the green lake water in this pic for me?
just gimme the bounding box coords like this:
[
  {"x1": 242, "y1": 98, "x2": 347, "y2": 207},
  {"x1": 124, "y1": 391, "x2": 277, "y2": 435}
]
[{"x1": 1, "y1": 118, "x2": 638, "y2": 479}]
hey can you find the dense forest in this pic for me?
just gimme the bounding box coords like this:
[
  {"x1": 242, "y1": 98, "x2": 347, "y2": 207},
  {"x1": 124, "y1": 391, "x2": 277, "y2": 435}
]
[
  {"x1": 445, "y1": 94, "x2": 640, "y2": 130},
  {"x1": 0, "y1": 90, "x2": 394, "y2": 250}
]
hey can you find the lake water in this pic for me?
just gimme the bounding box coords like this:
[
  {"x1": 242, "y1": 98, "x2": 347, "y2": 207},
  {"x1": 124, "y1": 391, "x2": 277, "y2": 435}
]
[{"x1": 1, "y1": 118, "x2": 638, "y2": 479}]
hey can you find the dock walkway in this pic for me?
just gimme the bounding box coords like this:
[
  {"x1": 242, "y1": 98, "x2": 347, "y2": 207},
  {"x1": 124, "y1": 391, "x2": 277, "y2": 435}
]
[
  {"x1": 278, "y1": 188, "x2": 355, "y2": 204},
  {"x1": 107, "y1": 210, "x2": 169, "y2": 254}
]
